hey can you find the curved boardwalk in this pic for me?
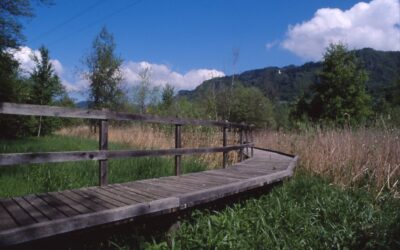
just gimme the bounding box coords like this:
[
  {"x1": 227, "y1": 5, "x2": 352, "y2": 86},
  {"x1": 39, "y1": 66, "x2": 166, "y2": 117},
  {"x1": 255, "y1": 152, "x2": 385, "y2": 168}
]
[{"x1": 0, "y1": 148, "x2": 297, "y2": 247}]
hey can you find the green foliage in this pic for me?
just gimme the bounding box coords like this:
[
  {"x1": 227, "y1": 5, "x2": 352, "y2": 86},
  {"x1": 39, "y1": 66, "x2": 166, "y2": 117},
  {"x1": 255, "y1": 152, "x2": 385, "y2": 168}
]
[
  {"x1": 294, "y1": 43, "x2": 372, "y2": 126},
  {"x1": 229, "y1": 85, "x2": 275, "y2": 128},
  {"x1": 30, "y1": 46, "x2": 66, "y2": 136},
  {"x1": 0, "y1": 136, "x2": 206, "y2": 197},
  {"x1": 151, "y1": 173, "x2": 400, "y2": 249},
  {"x1": 160, "y1": 83, "x2": 175, "y2": 113},
  {"x1": 0, "y1": 51, "x2": 37, "y2": 138},
  {"x1": 85, "y1": 26, "x2": 124, "y2": 111},
  {"x1": 0, "y1": 0, "x2": 51, "y2": 50}
]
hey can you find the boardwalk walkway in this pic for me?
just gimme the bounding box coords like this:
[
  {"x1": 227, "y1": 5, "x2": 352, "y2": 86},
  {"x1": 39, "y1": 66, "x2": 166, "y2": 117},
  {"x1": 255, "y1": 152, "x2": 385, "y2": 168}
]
[{"x1": 0, "y1": 148, "x2": 297, "y2": 247}]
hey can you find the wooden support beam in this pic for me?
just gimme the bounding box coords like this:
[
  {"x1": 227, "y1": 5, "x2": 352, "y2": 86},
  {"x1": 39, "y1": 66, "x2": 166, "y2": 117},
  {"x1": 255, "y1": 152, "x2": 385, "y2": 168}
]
[
  {"x1": 175, "y1": 124, "x2": 182, "y2": 176},
  {"x1": 239, "y1": 126, "x2": 244, "y2": 162},
  {"x1": 223, "y1": 126, "x2": 227, "y2": 168},
  {"x1": 99, "y1": 119, "x2": 108, "y2": 186}
]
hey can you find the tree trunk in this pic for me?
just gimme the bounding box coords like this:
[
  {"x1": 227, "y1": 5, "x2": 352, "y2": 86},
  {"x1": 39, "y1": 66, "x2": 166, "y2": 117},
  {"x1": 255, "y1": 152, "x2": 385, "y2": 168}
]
[{"x1": 37, "y1": 116, "x2": 42, "y2": 137}]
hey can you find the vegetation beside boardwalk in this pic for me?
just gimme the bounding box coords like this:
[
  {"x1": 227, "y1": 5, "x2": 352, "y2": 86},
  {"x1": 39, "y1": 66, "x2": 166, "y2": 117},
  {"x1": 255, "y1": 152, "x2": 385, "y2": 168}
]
[
  {"x1": 0, "y1": 136, "x2": 206, "y2": 198},
  {"x1": 81, "y1": 172, "x2": 398, "y2": 250},
  {"x1": 149, "y1": 173, "x2": 400, "y2": 249}
]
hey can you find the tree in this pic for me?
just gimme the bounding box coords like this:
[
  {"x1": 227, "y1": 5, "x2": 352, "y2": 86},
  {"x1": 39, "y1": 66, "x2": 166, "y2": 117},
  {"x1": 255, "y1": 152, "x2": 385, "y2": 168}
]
[
  {"x1": 85, "y1": 27, "x2": 124, "y2": 111},
  {"x1": 0, "y1": 0, "x2": 52, "y2": 138},
  {"x1": 229, "y1": 85, "x2": 275, "y2": 128},
  {"x1": 160, "y1": 83, "x2": 175, "y2": 114},
  {"x1": 30, "y1": 46, "x2": 65, "y2": 136},
  {"x1": 133, "y1": 67, "x2": 151, "y2": 114},
  {"x1": 0, "y1": 0, "x2": 51, "y2": 50},
  {"x1": 296, "y1": 43, "x2": 372, "y2": 126}
]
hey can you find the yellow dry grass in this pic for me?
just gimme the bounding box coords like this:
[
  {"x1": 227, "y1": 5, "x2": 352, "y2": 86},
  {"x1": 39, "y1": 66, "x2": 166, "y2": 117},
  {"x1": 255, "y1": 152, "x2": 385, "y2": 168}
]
[
  {"x1": 58, "y1": 125, "x2": 399, "y2": 195},
  {"x1": 254, "y1": 128, "x2": 400, "y2": 196}
]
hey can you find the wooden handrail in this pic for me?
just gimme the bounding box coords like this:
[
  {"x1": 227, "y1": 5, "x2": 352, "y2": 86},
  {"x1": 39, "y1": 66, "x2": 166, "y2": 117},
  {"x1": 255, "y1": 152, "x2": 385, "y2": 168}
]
[
  {"x1": 0, "y1": 102, "x2": 255, "y2": 185},
  {"x1": 0, "y1": 144, "x2": 254, "y2": 166},
  {"x1": 0, "y1": 102, "x2": 249, "y2": 128}
]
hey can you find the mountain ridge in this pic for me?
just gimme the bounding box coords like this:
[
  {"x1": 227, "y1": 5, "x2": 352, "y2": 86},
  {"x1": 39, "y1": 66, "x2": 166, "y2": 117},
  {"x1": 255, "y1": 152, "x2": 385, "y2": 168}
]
[{"x1": 178, "y1": 48, "x2": 400, "y2": 103}]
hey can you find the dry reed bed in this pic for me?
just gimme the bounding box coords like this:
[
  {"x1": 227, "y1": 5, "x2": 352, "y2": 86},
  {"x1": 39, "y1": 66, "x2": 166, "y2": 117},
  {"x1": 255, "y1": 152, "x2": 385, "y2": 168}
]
[
  {"x1": 58, "y1": 126, "x2": 399, "y2": 194},
  {"x1": 254, "y1": 128, "x2": 400, "y2": 195},
  {"x1": 57, "y1": 125, "x2": 240, "y2": 168}
]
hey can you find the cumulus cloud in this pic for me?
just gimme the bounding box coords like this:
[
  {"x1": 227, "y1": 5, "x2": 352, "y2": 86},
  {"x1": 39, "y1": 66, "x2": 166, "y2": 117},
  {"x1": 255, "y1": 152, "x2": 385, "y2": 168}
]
[
  {"x1": 10, "y1": 46, "x2": 225, "y2": 95},
  {"x1": 11, "y1": 46, "x2": 64, "y2": 76},
  {"x1": 282, "y1": 0, "x2": 400, "y2": 60},
  {"x1": 122, "y1": 61, "x2": 225, "y2": 90}
]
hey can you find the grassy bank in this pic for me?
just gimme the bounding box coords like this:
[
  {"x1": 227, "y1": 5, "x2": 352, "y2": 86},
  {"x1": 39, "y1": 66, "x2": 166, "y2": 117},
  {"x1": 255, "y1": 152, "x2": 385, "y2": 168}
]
[
  {"x1": 0, "y1": 136, "x2": 206, "y2": 198},
  {"x1": 145, "y1": 172, "x2": 399, "y2": 249}
]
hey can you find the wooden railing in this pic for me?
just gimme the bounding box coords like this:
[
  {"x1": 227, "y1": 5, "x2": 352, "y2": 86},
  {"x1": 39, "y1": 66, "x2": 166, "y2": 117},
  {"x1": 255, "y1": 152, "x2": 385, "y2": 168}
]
[{"x1": 0, "y1": 102, "x2": 254, "y2": 186}]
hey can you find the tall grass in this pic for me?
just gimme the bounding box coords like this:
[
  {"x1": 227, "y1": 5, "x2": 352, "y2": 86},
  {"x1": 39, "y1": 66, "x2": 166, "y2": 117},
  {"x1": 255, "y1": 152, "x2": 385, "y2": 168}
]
[
  {"x1": 58, "y1": 125, "x2": 399, "y2": 195},
  {"x1": 254, "y1": 127, "x2": 400, "y2": 195},
  {"x1": 57, "y1": 125, "x2": 240, "y2": 168},
  {"x1": 0, "y1": 136, "x2": 206, "y2": 198},
  {"x1": 149, "y1": 172, "x2": 400, "y2": 249}
]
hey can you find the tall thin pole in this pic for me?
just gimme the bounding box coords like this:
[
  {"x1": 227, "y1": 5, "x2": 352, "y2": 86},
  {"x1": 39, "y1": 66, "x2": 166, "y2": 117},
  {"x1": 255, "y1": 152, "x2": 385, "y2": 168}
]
[
  {"x1": 223, "y1": 126, "x2": 227, "y2": 168},
  {"x1": 175, "y1": 124, "x2": 182, "y2": 176},
  {"x1": 99, "y1": 119, "x2": 108, "y2": 186}
]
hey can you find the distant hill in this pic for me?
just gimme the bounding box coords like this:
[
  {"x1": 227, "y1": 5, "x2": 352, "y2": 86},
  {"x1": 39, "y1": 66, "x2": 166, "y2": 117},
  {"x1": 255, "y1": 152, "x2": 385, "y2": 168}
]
[{"x1": 179, "y1": 48, "x2": 400, "y2": 102}]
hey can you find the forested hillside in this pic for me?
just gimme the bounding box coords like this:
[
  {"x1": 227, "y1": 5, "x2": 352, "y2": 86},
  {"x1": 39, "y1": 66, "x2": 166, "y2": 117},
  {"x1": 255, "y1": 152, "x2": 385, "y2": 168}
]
[{"x1": 180, "y1": 48, "x2": 400, "y2": 103}]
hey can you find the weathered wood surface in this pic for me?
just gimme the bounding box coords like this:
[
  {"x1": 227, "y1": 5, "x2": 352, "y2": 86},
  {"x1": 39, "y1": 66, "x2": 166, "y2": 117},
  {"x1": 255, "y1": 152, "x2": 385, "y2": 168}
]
[
  {"x1": 0, "y1": 102, "x2": 249, "y2": 128},
  {"x1": 0, "y1": 149, "x2": 297, "y2": 247},
  {"x1": 0, "y1": 143, "x2": 254, "y2": 167}
]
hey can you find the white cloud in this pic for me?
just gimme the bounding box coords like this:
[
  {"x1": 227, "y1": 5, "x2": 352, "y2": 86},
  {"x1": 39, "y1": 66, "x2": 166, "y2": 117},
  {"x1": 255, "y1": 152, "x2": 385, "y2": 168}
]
[
  {"x1": 10, "y1": 47, "x2": 225, "y2": 96},
  {"x1": 122, "y1": 61, "x2": 225, "y2": 90},
  {"x1": 282, "y1": 0, "x2": 400, "y2": 60},
  {"x1": 10, "y1": 46, "x2": 64, "y2": 76}
]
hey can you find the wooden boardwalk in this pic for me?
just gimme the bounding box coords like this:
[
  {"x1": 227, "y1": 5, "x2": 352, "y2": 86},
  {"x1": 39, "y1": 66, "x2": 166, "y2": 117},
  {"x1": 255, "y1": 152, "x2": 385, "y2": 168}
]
[{"x1": 0, "y1": 148, "x2": 297, "y2": 247}]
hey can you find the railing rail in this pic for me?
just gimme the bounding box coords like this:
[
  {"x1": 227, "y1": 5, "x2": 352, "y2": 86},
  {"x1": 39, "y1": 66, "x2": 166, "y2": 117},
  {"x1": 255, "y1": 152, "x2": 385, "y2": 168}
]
[{"x1": 0, "y1": 102, "x2": 254, "y2": 185}]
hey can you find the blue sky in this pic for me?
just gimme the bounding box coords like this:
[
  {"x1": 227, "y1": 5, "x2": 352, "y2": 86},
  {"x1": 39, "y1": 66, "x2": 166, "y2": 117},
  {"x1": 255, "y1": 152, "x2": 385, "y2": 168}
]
[{"x1": 14, "y1": 0, "x2": 400, "y2": 94}]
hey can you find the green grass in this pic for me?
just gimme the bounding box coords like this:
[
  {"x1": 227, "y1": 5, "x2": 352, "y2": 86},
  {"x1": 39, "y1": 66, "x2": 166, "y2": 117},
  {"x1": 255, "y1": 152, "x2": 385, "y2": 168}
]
[
  {"x1": 144, "y1": 172, "x2": 400, "y2": 250},
  {"x1": 0, "y1": 136, "x2": 206, "y2": 198},
  {"x1": 1, "y1": 136, "x2": 399, "y2": 249}
]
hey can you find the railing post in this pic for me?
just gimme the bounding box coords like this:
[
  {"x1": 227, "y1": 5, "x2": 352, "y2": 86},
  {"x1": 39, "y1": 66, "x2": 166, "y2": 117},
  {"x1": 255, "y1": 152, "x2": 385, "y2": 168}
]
[
  {"x1": 239, "y1": 125, "x2": 244, "y2": 162},
  {"x1": 222, "y1": 126, "x2": 227, "y2": 168},
  {"x1": 99, "y1": 119, "x2": 108, "y2": 186},
  {"x1": 175, "y1": 124, "x2": 182, "y2": 176},
  {"x1": 250, "y1": 125, "x2": 254, "y2": 157}
]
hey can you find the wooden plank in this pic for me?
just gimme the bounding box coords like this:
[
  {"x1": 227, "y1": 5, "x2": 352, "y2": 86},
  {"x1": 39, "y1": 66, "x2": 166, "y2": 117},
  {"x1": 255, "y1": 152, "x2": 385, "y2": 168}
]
[
  {"x1": 0, "y1": 197, "x2": 179, "y2": 247},
  {"x1": 153, "y1": 177, "x2": 210, "y2": 191},
  {"x1": 36, "y1": 194, "x2": 79, "y2": 217},
  {"x1": 23, "y1": 195, "x2": 66, "y2": 220},
  {"x1": 47, "y1": 192, "x2": 93, "y2": 214},
  {"x1": 185, "y1": 172, "x2": 240, "y2": 184},
  {"x1": 0, "y1": 102, "x2": 248, "y2": 128},
  {"x1": 60, "y1": 190, "x2": 108, "y2": 212},
  {"x1": 97, "y1": 187, "x2": 140, "y2": 204},
  {"x1": 70, "y1": 189, "x2": 117, "y2": 209},
  {"x1": 12, "y1": 197, "x2": 49, "y2": 223},
  {"x1": 0, "y1": 143, "x2": 254, "y2": 167},
  {"x1": 163, "y1": 175, "x2": 223, "y2": 188},
  {"x1": 203, "y1": 170, "x2": 250, "y2": 180},
  {"x1": 0, "y1": 202, "x2": 18, "y2": 231},
  {"x1": 125, "y1": 182, "x2": 180, "y2": 197},
  {"x1": 82, "y1": 188, "x2": 130, "y2": 207},
  {"x1": 137, "y1": 180, "x2": 192, "y2": 194},
  {"x1": 0, "y1": 199, "x2": 35, "y2": 226},
  {"x1": 114, "y1": 183, "x2": 165, "y2": 200},
  {"x1": 106, "y1": 185, "x2": 153, "y2": 203},
  {"x1": 179, "y1": 170, "x2": 292, "y2": 207}
]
